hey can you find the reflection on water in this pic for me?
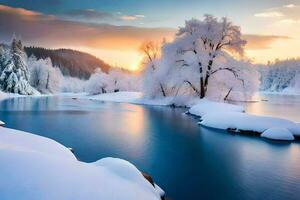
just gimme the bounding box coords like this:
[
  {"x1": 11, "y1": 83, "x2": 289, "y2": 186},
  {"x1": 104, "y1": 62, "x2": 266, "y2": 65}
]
[
  {"x1": 1, "y1": 95, "x2": 300, "y2": 200},
  {"x1": 245, "y1": 93, "x2": 300, "y2": 122}
]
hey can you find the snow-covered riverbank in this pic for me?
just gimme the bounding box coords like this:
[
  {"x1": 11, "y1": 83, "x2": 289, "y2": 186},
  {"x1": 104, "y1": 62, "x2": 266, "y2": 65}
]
[
  {"x1": 187, "y1": 100, "x2": 300, "y2": 141},
  {"x1": 78, "y1": 92, "x2": 300, "y2": 141},
  {"x1": 3, "y1": 90, "x2": 300, "y2": 142},
  {"x1": 0, "y1": 127, "x2": 164, "y2": 200}
]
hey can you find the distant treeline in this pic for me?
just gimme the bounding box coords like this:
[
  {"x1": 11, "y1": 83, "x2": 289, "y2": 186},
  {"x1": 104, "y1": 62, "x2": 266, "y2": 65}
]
[{"x1": 24, "y1": 47, "x2": 111, "y2": 79}]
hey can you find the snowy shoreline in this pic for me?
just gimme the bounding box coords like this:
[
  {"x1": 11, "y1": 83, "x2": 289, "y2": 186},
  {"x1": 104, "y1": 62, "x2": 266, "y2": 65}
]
[
  {"x1": 2, "y1": 91, "x2": 300, "y2": 141},
  {"x1": 187, "y1": 100, "x2": 300, "y2": 141},
  {"x1": 1, "y1": 91, "x2": 300, "y2": 199},
  {"x1": 76, "y1": 91, "x2": 300, "y2": 141},
  {"x1": 0, "y1": 92, "x2": 167, "y2": 199},
  {"x1": 0, "y1": 126, "x2": 165, "y2": 200}
]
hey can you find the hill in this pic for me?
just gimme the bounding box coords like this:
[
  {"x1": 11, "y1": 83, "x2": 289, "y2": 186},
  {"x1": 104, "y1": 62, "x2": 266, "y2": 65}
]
[{"x1": 24, "y1": 47, "x2": 111, "y2": 79}]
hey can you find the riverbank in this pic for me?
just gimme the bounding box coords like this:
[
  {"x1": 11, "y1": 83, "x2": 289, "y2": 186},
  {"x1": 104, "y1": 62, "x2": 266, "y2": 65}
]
[
  {"x1": 77, "y1": 91, "x2": 300, "y2": 141},
  {"x1": 2, "y1": 90, "x2": 300, "y2": 141},
  {"x1": 0, "y1": 126, "x2": 164, "y2": 200}
]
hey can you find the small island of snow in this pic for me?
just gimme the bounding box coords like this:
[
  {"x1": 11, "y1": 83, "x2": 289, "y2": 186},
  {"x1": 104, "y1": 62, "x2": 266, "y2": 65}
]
[
  {"x1": 186, "y1": 99, "x2": 300, "y2": 140},
  {"x1": 261, "y1": 127, "x2": 295, "y2": 141}
]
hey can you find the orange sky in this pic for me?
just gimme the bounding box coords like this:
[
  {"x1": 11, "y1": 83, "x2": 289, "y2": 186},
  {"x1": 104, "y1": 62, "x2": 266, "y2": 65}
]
[{"x1": 0, "y1": 3, "x2": 299, "y2": 70}]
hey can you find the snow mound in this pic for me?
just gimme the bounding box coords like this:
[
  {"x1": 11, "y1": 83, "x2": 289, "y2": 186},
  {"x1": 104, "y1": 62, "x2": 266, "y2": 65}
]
[
  {"x1": 0, "y1": 127, "x2": 163, "y2": 200},
  {"x1": 84, "y1": 91, "x2": 172, "y2": 106},
  {"x1": 188, "y1": 99, "x2": 244, "y2": 117},
  {"x1": 261, "y1": 127, "x2": 295, "y2": 141},
  {"x1": 0, "y1": 127, "x2": 76, "y2": 160},
  {"x1": 199, "y1": 112, "x2": 300, "y2": 136},
  {"x1": 87, "y1": 91, "x2": 143, "y2": 103}
]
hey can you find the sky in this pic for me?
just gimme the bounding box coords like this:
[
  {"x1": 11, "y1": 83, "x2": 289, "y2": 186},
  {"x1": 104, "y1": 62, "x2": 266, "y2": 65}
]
[{"x1": 0, "y1": 0, "x2": 299, "y2": 70}]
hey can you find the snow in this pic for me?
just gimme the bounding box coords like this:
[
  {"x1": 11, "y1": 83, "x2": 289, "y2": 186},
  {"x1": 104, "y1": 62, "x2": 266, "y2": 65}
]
[
  {"x1": 199, "y1": 112, "x2": 300, "y2": 136},
  {"x1": 83, "y1": 91, "x2": 173, "y2": 106},
  {"x1": 0, "y1": 127, "x2": 163, "y2": 200},
  {"x1": 186, "y1": 98, "x2": 300, "y2": 139},
  {"x1": 0, "y1": 90, "x2": 21, "y2": 100},
  {"x1": 261, "y1": 127, "x2": 295, "y2": 141},
  {"x1": 188, "y1": 99, "x2": 244, "y2": 116},
  {"x1": 0, "y1": 127, "x2": 76, "y2": 160}
]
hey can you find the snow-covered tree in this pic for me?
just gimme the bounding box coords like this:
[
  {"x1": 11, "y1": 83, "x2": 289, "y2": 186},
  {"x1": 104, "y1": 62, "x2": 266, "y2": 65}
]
[
  {"x1": 140, "y1": 41, "x2": 167, "y2": 98},
  {"x1": 259, "y1": 59, "x2": 300, "y2": 93},
  {"x1": 0, "y1": 38, "x2": 36, "y2": 95},
  {"x1": 86, "y1": 69, "x2": 112, "y2": 95},
  {"x1": 28, "y1": 56, "x2": 62, "y2": 94},
  {"x1": 142, "y1": 15, "x2": 259, "y2": 101},
  {"x1": 0, "y1": 46, "x2": 8, "y2": 71},
  {"x1": 107, "y1": 68, "x2": 141, "y2": 92},
  {"x1": 172, "y1": 15, "x2": 247, "y2": 98}
]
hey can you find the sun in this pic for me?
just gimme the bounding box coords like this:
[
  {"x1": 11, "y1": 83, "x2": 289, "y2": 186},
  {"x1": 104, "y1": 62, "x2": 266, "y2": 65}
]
[{"x1": 129, "y1": 55, "x2": 143, "y2": 71}]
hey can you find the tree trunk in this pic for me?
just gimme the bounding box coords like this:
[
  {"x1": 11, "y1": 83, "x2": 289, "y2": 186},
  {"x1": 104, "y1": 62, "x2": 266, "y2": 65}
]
[
  {"x1": 200, "y1": 77, "x2": 205, "y2": 98},
  {"x1": 224, "y1": 88, "x2": 233, "y2": 101},
  {"x1": 160, "y1": 83, "x2": 166, "y2": 97},
  {"x1": 45, "y1": 72, "x2": 50, "y2": 89},
  {"x1": 200, "y1": 59, "x2": 214, "y2": 99}
]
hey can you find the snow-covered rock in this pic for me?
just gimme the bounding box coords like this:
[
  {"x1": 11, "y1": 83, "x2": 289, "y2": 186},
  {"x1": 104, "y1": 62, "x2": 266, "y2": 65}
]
[
  {"x1": 0, "y1": 127, "x2": 163, "y2": 200},
  {"x1": 188, "y1": 99, "x2": 244, "y2": 117},
  {"x1": 261, "y1": 127, "x2": 295, "y2": 141},
  {"x1": 199, "y1": 112, "x2": 300, "y2": 136}
]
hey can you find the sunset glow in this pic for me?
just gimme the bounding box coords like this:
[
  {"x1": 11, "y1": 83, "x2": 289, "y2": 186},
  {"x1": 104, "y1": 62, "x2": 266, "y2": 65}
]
[{"x1": 0, "y1": 1, "x2": 300, "y2": 69}]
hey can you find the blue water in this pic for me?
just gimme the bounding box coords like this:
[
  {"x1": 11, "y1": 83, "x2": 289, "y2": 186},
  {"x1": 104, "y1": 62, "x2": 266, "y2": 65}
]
[{"x1": 1, "y1": 96, "x2": 300, "y2": 200}]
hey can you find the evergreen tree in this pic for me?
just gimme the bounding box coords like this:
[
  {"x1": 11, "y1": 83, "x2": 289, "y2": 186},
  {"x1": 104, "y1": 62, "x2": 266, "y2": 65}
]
[
  {"x1": 0, "y1": 46, "x2": 7, "y2": 72},
  {"x1": 0, "y1": 38, "x2": 35, "y2": 94}
]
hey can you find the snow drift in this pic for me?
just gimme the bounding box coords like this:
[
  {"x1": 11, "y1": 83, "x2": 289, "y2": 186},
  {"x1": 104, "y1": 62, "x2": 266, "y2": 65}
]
[
  {"x1": 199, "y1": 112, "x2": 300, "y2": 137},
  {"x1": 188, "y1": 99, "x2": 244, "y2": 116},
  {"x1": 187, "y1": 99, "x2": 300, "y2": 140},
  {"x1": 261, "y1": 127, "x2": 295, "y2": 141},
  {"x1": 0, "y1": 127, "x2": 163, "y2": 200}
]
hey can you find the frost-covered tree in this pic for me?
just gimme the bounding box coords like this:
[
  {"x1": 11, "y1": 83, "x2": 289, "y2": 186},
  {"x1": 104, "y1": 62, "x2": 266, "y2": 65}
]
[
  {"x1": 0, "y1": 46, "x2": 8, "y2": 71},
  {"x1": 107, "y1": 68, "x2": 141, "y2": 92},
  {"x1": 86, "y1": 69, "x2": 112, "y2": 95},
  {"x1": 172, "y1": 15, "x2": 247, "y2": 98},
  {"x1": 259, "y1": 59, "x2": 300, "y2": 93},
  {"x1": 0, "y1": 38, "x2": 36, "y2": 94},
  {"x1": 28, "y1": 56, "x2": 62, "y2": 94},
  {"x1": 142, "y1": 15, "x2": 259, "y2": 101},
  {"x1": 140, "y1": 41, "x2": 167, "y2": 98}
]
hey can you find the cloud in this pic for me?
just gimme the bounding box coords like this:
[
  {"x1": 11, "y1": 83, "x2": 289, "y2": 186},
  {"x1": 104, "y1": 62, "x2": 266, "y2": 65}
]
[
  {"x1": 0, "y1": 5, "x2": 173, "y2": 51},
  {"x1": 120, "y1": 14, "x2": 145, "y2": 21},
  {"x1": 284, "y1": 4, "x2": 296, "y2": 8},
  {"x1": 254, "y1": 4, "x2": 300, "y2": 22},
  {"x1": 63, "y1": 9, "x2": 117, "y2": 21},
  {"x1": 0, "y1": 0, "x2": 62, "y2": 11},
  {"x1": 254, "y1": 11, "x2": 284, "y2": 18},
  {"x1": 62, "y1": 9, "x2": 145, "y2": 23},
  {"x1": 242, "y1": 34, "x2": 290, "y2": 49},
  {"x1": 0, "y1": 4, "x2": 42, "y2": 18},
  {"x1": 0, "y1": 4, "x2": 288, "y2": 58}
]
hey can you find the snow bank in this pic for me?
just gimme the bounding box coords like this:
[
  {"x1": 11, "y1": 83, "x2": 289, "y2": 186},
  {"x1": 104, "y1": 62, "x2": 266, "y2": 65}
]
[
  {"x1": 188, "y1": 99, "x2": 244, "y2": 116},
  {"x1": 0, "y1": 91, "x2": 42, "y2": 101},
  {"x1": 261, "y1": 128, "x2": 295, "y2": 141},
  {"x1": 83, "y1": 91, "x2": 173, "y2": 106},
  {"x1": 199, "y1": 112, "x2": 300, "y2": 136},
  {"x1": 188, "y1": 99, "x2": 300, "y2": 139},
  {"x1": 0, "y1": 127, "x2": 76, "y2": 160},
  {"x1": 0, "y1": 91, "x2": 21, "y2": 101},
  {"x1": 0, "y1": 127, "x2": 163, "y2": 200}
]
